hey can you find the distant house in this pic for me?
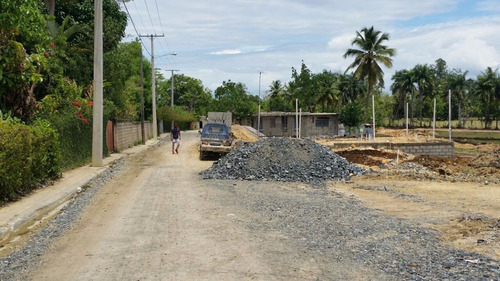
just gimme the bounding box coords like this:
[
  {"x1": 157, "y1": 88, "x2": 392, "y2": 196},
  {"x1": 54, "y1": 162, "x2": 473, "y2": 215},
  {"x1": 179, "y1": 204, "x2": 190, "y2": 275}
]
[{"x1": 253, "y1": 112, "x2": 340, "y2": 138}]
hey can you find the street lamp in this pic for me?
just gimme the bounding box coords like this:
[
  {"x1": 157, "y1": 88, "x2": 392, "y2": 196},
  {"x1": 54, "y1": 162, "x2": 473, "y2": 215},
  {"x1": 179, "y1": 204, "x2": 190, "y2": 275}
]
[{"x1": 156, "y1": 52, "x2": 177, "y2": 59}]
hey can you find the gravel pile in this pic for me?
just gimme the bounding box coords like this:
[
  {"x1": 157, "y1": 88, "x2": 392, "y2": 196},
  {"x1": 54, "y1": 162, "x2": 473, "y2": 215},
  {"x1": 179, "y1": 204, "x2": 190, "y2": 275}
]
[{"x1": 201, "y1": 137, "x2": 365, "y2": 182}]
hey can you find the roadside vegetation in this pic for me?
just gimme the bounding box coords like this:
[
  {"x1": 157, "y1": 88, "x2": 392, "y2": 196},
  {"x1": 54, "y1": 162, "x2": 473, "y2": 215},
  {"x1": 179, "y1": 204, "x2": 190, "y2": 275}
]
[{"x1": 1, "y1": 1, "x2": 499, "y2": 203}]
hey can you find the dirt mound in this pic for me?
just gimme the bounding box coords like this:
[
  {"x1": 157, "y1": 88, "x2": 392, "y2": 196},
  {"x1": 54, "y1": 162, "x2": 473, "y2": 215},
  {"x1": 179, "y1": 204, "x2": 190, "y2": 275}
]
[
  {"x1": 231, "y1": 124, "x2": 259, "y2": 142},
  {"x1": 336, "y1": 149, "x2": 399, "y2": 167},
  {"x1": 201, "y1": 138, "x2": 365, "y2": 182}
]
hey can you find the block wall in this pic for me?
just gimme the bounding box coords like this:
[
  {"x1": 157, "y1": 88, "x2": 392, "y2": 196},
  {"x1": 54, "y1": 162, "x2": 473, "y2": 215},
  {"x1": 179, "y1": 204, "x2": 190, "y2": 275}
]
[{"x1": 114, "y1": 121, "x2": 154, "y2": 152}]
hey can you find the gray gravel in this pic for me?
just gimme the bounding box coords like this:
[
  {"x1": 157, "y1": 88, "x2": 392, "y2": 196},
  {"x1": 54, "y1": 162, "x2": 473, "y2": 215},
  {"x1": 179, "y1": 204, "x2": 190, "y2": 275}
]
[
  {"x1": 0, "y1": 158, "x2": 128, "y2": 281},
  {"x1": 201, "y1": 137, "x2": 365, "y2": 182},
  {"x1": 207, "y1": 179, "x2": 500, "y2": 280}
]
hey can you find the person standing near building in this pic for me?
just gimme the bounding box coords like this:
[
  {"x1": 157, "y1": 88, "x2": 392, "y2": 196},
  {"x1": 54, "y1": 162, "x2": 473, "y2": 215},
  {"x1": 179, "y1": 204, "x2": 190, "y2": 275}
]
[{"x1": 171, "y1": 123, "x2": 181, "y2": 154}]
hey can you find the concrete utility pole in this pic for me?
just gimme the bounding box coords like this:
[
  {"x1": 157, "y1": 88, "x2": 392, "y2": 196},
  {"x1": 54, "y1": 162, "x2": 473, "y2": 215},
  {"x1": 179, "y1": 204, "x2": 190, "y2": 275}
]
[
  {"x1": 139, "y1": 34, "x2": 164, "y2": 139},
  {"x1": 92, "y1": 0, "x2": 103, "y2": 167},
  {"x1": 372, "y1": 94, "x2": 376, "y2": 140},
  {"x1": 448, "y1": 89, "x2": 452, "y2": 142},
  {"x1": 165, "y1": 69, "x2": 179, "y2": 130},
  {"x1": 257, "y1": 71, "x2": 262, "y2": 138},
  {"x1": 140, "y1": 49, "x2": 145, "y2": 145}
]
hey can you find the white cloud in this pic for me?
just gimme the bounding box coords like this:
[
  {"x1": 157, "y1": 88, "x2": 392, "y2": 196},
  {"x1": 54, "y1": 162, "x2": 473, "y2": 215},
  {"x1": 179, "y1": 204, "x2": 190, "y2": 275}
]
[
  {"x1": 210, "y1": 49, "x2": 242, "y2": 55},
  {"x1": 476, "y1": 0, "x2": 500, "y2": 12},
  {"x1": 123, "y1": 0, "x2": 500, "y2": 95}
]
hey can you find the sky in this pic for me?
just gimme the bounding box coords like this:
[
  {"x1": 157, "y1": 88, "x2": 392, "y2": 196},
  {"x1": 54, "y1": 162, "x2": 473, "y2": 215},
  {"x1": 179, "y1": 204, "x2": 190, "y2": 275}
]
[{"x1": 121, "y1": 0, "x2": 500, "y2": 97}]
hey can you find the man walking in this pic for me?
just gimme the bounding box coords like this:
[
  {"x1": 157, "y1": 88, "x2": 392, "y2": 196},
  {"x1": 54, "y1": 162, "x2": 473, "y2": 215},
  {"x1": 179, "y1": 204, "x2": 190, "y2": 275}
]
[{"x1": 171, "y1": 123, "x2": 181, "y2": 154}]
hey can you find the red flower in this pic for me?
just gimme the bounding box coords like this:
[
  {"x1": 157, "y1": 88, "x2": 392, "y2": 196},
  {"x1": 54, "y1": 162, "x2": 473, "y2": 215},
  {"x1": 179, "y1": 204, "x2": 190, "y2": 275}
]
[
  {"x1": 88, "y1": 101, "x2": 93, "y2": 107},
  {"x1": 77, "y1": 112, "x2": 84, "y2": 118},
  {"x1": 72, "y1": 101, "x2": 81, "y2": 108},
  {"x1": 50, "y1": 42, "x2": 55, "y2": 48},
  {"x1": 44, "y1": 52, "x2": 50, "y2": 58},
  {"x1": 83, "y1": 118, "x2": 88, "y2": 123}
]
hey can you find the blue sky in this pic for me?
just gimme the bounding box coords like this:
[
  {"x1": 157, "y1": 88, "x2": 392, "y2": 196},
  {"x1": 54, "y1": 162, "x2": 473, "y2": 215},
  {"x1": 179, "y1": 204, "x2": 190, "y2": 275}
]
[{"x1": 122, "y1": 0, "x2": 500, "y2": 97}]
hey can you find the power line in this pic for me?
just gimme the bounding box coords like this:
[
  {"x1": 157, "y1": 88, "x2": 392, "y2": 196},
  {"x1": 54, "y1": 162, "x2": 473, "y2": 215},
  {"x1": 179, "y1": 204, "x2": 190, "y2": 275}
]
[
  {"x1": 121, "y1": 0, "x2": 151, "y2": 56},
  {"x1": 143, "y1": 0, "x2": 157, "y2": 35}
]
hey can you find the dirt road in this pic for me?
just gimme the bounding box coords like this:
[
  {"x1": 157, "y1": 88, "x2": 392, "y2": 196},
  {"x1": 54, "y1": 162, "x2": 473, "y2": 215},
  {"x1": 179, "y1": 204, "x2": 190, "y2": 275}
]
[
  {"x1": 24, "y1": 132, "x2": 365, "y2": 280},
  {"x1": 20, "y1": 131, "x2": 500, "y2": 280}
]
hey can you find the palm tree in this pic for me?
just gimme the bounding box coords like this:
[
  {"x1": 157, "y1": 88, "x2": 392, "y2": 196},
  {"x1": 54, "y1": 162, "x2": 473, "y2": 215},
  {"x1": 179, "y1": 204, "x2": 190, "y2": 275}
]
[
  {"x1": 343, "y1": 26, "x2": 396, "y2": 112},
  {"x1": 448, "y1": 69, "x2": 469, "y2": 128},
  {"x1": 268, "y1": 80, "x2": 285, "y2": 99},
  {"x1": 313, "y1": 71, "x2": 340, "y2": 112},
  {"x1": 476, "y1": 67, "x2": 500, "y2": 128},
  {"x1": 412, "y1": 64, "x2": 434, "y2": 126},
  {"x1": 338, "y1": 73, "x2": 365, "y2": 106},
  {"x1": 391, "y1": 69, "x2": 415, "y2": 123}
]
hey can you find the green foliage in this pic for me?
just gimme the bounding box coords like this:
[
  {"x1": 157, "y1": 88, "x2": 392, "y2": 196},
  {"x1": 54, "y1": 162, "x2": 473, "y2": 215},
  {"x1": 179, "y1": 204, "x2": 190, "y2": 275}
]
[
  {"x1": 103, "y1": 41, "x2": 150, "y2": 120},
  {"x1": 0, "y1": 118, "x2": 60, "y2": 202},
  {"x1": 213, "y1": 80, "x2": 258, "y2": 122},
  {"x1": 339, "y1": 102, "x2": 363, "y2": 129},
  {"x1": 343, "y1": 26, "x2": 396, "y2": 112},
  {"x1": 38, "y1": 96, "x2": 105, "y2": 171},
  {"x1": 157, "y1": 106, "x2": 196, "y2": 130},
  {"x1": 159, "y1": 74, "x2": 213, "y2": 118},
  {"x1": 289, "y1": 61, "x2": 315, "y2": 111}
]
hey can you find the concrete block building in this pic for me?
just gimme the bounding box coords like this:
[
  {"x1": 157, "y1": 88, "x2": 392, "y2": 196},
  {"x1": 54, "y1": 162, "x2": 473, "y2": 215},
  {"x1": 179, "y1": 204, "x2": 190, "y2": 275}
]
[{"x1": 254, "y1": 112, "x2": 340, "y2": 138}]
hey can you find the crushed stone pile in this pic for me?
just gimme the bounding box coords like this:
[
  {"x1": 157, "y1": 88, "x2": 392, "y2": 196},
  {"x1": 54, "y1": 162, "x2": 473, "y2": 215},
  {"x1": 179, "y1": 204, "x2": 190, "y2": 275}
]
[{"x1": 200, "y1": 137, "x2": 365, "y2": 182}]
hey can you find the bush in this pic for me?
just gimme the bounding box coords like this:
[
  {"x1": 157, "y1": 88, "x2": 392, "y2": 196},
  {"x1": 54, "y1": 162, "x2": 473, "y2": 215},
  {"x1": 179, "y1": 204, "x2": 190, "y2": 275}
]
[
  {"x1": 43, "y1": 112, "x2": 107, "y2": 171},
  {"x1": 0, "y1": 119, "x2": 61, "y2": 202}
]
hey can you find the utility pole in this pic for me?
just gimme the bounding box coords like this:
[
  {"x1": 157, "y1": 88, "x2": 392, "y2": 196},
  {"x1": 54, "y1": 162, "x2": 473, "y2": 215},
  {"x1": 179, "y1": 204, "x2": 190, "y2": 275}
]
[
  {"x1": 258, "y1": 71, "x2": 262, "y2": 138},
  {"x1": 139, "y1": 34, "x2": 164, "y2": 139},
  {"x1": 165, "y1": 69, "x2": 179, "y2": 130},
  {"x1": 92, "y1": 0, "x2": 103, "y2": 167},
  {"x1": 140, "y1": 49, "x2": 145, "y2": 145}
]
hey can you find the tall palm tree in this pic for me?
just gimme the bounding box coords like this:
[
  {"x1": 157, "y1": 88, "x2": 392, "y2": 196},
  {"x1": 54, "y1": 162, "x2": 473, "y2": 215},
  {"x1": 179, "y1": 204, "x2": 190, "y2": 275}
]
[
  {"x1": 343, "y1": 26, "x2": 396, "y2": 112},
  {"x1": 448, "y1": 69, "x2": 469, "y2": 127},
  {"x1": 412, "y1": 64, "x2": 434, "y2": 126},
  {"x1": 391, "y1": 69, "x2": 415, "y2": 122},
  {"x1": 476, "y1": 67, "x2": 500, "y2": 128}
]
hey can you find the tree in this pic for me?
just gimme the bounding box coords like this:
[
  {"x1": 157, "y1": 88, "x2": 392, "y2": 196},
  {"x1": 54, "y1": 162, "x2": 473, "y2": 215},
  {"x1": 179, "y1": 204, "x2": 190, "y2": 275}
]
[
  {"x1": 288, "y1": 61, "x2": 315, "y2": 111},
  {"x1": 343, "y1": 26, "x2": 396, "y2": 112},
  {"x1": 447, "y1": 69, "x2": 469, "y2": 127},
  {"x1": 391, "y1": 69, "x2": 415, "y2": 121},
  {"x1": 412, "y1": 64, "x2": 434, "y2": 126},
  {"x1": 103, "y1": 41, "x2": 151, "y2": 120},
  {"x1": 213, "y1": 80, "x2": 258, "y2": 122},
  {"x1": 0, "y1": 0, "x2": 49, "y2": 121},
  {"x1": 266, "y1": 80, "x2": 294, "y2": 112},
  {"x1": 339, "y1": 102, "x2": 363, "y2": 135},
  {"x1": 475, "y1": 67, "x2": 500, "y2": 128},
  {"x1": 159, "y1": 74, "x2": 213, "y2": 118},
  {"x1": 312, "y1": 71, "x2": 341, "y2": 112},
  {"x1": 338, "y1": 73, "x2": 365, "y2": 106}
]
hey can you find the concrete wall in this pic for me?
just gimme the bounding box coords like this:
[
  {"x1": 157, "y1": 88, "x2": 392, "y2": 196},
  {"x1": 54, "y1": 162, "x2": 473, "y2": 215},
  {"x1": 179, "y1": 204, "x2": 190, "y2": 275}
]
[
  {"x1": 114, "y1": 120, "x2": 154, "y2": 152},
  {"x1": 258, "y1": 114, "x2": 339, "y2": 138},
  {"x1": 327, "y1": 141, "x2": 455, "y2": 158}
]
